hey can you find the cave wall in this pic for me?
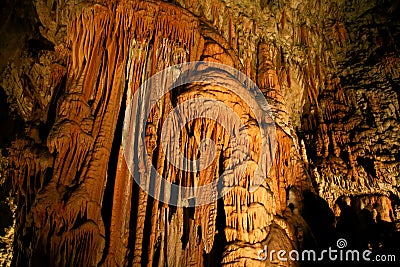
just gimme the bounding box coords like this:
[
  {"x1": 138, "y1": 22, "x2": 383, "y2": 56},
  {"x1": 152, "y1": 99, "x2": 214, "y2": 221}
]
[{"x1": 0, "y1": 0, "x2": 399, "y2": 266}]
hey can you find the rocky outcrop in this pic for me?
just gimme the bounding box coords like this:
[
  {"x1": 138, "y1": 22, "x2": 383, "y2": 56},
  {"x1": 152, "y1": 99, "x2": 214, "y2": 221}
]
[{"x1": 0, "y1": 0, "x2": 399, "y2": 266}]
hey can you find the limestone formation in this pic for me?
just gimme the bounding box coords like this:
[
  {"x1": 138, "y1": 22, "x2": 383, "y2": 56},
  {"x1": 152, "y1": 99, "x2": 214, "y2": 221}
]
[{"x1": 0, "y1": 0, "x2": 399, "y2": 266}]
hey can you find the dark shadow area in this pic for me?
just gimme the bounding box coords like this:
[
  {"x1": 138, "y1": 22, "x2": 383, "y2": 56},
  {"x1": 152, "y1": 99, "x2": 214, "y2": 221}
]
[
  {"x1": 302, "y1": 191, "x2": 337, "y2": 249},
  {"x1": 0, "y1": 87, "x2": 24, "y2": 148},
  {"x1": 302, "y1": 193, "x2": 400, "y2": 266},
  {"x1": 203, "y1": 197, "x2": 226, "y2": 267}
]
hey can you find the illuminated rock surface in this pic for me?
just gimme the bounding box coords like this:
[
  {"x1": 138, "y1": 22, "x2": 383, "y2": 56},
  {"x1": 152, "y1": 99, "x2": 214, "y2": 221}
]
[{"x1": 0, "y1": 0, "x2": 399, "y2": 266}]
